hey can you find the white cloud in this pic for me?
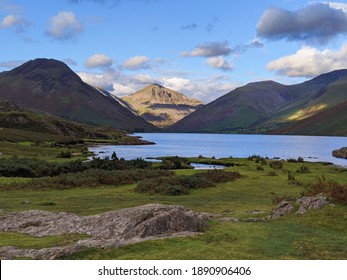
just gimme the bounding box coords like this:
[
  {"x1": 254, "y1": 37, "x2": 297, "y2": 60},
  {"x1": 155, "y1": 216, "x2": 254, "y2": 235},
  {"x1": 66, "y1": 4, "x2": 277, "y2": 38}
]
[
  {"x1": 113, "y1": 83, "x2": 134, "y2": 96},
  {"x1": 327, "y1": 2, "x2": 347, "y2": 12},
  {"x1": 78, "y1": 69, "x2": 238, "y2": 103},
  {"x1": 267, "y1": 44, "x2": 347, "y2": 77},
  {"x1": 162, "y1": 77, "x2": 192, "y2": 92},
  {"x1": 122, "y1": 56, "x2": 150, "y2": 70},
  {"x1": 85, "y1": 54, "x2": 113, "y2": 68},
  {"x1": 133, "y1": 74, "x2": 154, "y2": 84},
  {"x1": 188, "y1": 79, "x2": 239, "y2": 102},
  {"x1": 47, "y1": 11, "x2": 83, "y2": 41},
  {"x1": 182, "y1": 41, "x2": 232, "y2": 57},
  {"x1": 77, "y1": 69, "x2": 120, "y2": 92},
  {"x1": 0, "y1": 14, "x2": 29, "y2": 32},
  {"x1": 206, "y1": 56, "x2": 233, "y2": 71}
]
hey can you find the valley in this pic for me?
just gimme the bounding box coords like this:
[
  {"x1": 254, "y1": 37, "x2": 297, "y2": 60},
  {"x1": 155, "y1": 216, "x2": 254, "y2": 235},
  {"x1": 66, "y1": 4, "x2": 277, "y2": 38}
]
[{"x1": 0, "y1": 58, "x2": 346, "y2": 261}]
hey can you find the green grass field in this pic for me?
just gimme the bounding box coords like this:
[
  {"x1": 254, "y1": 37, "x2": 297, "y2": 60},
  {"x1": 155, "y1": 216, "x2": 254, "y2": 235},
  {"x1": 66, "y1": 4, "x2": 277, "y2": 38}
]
[{"x1": 0, "y1": 155, "x2": 346, "y2": 260}]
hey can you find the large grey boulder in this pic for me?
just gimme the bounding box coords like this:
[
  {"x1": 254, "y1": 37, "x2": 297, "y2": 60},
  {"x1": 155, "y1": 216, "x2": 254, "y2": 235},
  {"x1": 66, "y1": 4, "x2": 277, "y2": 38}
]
[{"x1": 0, "y1": 204, "x2": 206, "y2": 259}]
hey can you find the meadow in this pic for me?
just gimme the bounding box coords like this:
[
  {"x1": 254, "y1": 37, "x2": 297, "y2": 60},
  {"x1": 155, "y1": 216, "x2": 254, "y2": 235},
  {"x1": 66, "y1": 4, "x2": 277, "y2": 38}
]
[{"x1": 0, "y1": 144, "x2": 346, "y2": 259}]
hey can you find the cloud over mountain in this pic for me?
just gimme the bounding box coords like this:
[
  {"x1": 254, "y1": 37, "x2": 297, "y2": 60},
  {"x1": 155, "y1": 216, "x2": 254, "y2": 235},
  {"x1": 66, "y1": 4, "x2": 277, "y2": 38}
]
[
  {"x1": 46, "y1": 11, "x2": 83, "y2": 41},
  {"x1": 85, "y1": 54, "x2": 113, "y2": 68},
  {"x1": 122, "y1": 56, "x2": 151, "y2": 70},
  {"x1": 267, "y1": 44, "x2": 347, "y2": 77},
  {"x1": 206, "y1": 56, "x2": 233, "y2": 71},
  {"x1": 182, "y1": 41, "x2": 232, "y2": 57},
  {"x1": 257, "y1": 2, "x2": 347, "y2": 44},
  {"x1": 0, "y1": 14, "x2": 29, "y2": 32}
]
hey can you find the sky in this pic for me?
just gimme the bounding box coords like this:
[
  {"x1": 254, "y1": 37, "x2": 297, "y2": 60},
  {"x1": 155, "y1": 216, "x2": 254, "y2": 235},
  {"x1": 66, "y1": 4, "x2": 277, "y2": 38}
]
[{"x1": 1, "y1": 0, "x2": 347, "y2": 102}]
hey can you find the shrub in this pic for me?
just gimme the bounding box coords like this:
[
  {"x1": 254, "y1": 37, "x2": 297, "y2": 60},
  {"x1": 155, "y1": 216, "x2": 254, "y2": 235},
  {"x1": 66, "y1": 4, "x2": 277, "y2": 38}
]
[
  {"x1": 298, "y1": 156, "x2": 304, "y2": 162},
  {"x1": 269, "y1": 160, "x2": 283, "y2": 169},
  {"x1": 256, "y1": 166, "x2": 264, "y2": 171},
  {"x1": 135, "y1": 170, "x2": 242, "y2": 195},
  {"x1": 2, "y1": 169, "x2": 174, "y2": 191},
  {"x1": 287, "y1": 172, "x2": 296, "y2": 181},
  {"x1": 297, "y1": 165, "x2": 310, "y2": 173},
  {"x1": 306, "y1": 178, "x2": 347, "y2": 204},
  {"x1": 196, "y1": 169, "x2": 242, "y2": 183},
  {"x1": 57, "y1": 151, "x2": 72, "y2": 158},
  {"x1": 159, "y1": 156, "x2": 192, "y2": 170}
]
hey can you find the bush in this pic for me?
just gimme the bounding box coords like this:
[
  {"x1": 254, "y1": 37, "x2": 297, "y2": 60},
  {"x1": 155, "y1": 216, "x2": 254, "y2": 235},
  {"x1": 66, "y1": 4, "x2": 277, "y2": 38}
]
[
  {"x1": 269, "y1": 160, "x2": 283, "y2": 169},
  {"x1": 256, "y1": 166, "x2": 264, "y2": 171},
  {"x1": 196, "y1": 169, "x2": 242, "y2": 183},
  {"x1": 297, "y1": 165, "x2": 310, "y2": 173},
  {"x1": 287, "y1": 172, "x2": 296, "y2": 181},
  {"x1": 57, "y1": 151, "x2": 72, "y2": 158},
  {"x1": 159, "y1": 156, "x2": 192, "y2": 170},
  {"x1": 306, "y1": 178, "x2": 347, "y2": 204},
  {"x1": 135, "y1": 170, "x2": 242, "y2": 195},
  {"x1": 2, "y1": 169, "x2": 174, "y2": 190},
  {"x1": 298, "y1": 156, "x2": 304, "y2": 162},
  {"x1": 0, "y1": 156, "x2": 153, "y2": 178}
]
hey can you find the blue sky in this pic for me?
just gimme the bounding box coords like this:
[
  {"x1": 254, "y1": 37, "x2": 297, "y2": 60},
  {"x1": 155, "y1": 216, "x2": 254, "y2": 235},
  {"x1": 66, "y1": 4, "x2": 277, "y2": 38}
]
[{"x1": 1, "y1": 0, "x2": 347, "y2": 102}]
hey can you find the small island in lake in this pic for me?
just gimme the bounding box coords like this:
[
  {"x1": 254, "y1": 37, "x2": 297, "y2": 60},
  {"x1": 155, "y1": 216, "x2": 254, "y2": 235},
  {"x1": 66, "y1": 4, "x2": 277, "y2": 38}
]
[{"x1": 332, "y1": 147, "x2": 347, "y2": 159}]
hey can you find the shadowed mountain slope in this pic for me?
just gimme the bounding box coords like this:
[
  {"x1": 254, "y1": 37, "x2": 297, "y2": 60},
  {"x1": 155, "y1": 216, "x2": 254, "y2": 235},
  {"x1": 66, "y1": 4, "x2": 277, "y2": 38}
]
[{"x1": 0, "y1": 59, "x2": 155, "y2": 132}]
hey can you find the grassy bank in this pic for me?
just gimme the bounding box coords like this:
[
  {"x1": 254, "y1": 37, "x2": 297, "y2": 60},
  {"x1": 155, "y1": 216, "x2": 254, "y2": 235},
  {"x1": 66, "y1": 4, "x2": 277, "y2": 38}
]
[{"x1": 0, "y1": 156, "x2": 346, "y2": 259}]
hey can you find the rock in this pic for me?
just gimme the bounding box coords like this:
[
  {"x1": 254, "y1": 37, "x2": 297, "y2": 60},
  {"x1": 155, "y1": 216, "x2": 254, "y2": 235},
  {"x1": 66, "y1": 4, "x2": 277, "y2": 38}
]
[
  {"x1": 271, "y1": 200, "x2": 293, "y2": 219},
  {"x1": 21, "y1": 200, "x2": 31, "y2": 204},
  {"x1": 0, "y1": 204, "x2": 207, "y2": 259},
  {"x1": 246, "y1": 210, "x2": 264, "y2": 215},
  {"x1": 295, "y1": 194, "x2": 329, "y2": 215},
  {"x1": 219, "y1": 217, "x2": 240, "y2": 222},
  {"x1": 332, "y1": 147, "x2": 347, "y2": 159}
]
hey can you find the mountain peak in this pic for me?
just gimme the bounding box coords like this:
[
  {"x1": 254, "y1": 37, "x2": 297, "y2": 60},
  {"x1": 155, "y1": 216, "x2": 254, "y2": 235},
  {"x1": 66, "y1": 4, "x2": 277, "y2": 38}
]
[
  {"x1": 10, "y1": 58, "x2": 71, "y2": 76},
  {"x1": 147, "y1": 83, "x2": 164, "y2": 88},
  {"x1": 122, "y1": 84, "x2": 203, "y2": 127},
  {"x1": 0, "y1": 58, "x2": 155, "y2": 131}
]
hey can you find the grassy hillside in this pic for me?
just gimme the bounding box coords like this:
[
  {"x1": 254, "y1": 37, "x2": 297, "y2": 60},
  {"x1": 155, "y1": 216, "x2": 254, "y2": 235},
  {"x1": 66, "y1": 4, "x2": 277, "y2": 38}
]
[{"x1": 169, "y1": 70, "x2": 347, "y2": 136}]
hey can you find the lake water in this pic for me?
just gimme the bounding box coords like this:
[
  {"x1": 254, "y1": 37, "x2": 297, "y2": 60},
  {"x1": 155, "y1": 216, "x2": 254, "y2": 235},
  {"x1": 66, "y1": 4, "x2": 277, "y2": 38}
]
[{"x1": 89, "y1": 133, "x2": 347, "y2": 167}]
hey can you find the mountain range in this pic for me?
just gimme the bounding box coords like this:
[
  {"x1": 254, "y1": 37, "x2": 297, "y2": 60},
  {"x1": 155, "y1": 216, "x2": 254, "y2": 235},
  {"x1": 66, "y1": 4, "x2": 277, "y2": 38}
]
[
  {"x1": 121, "y1": 84, "x2": 203, "y2": 127},
  {"x1": 169, "y1": 70, "x2": 347, "y2": 136},
  {"x1": 0, "y1": 58, "x2": 155, "y2": 132},
  {"x1": 0, "y1": 58, "x2": 346, "y2": 136}
]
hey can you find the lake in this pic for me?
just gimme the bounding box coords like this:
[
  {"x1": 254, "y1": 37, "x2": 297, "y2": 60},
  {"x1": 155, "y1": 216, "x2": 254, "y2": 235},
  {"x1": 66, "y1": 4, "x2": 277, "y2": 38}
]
[{"x1": 89, "y1": 133, "x2": 347, "y2": 166}]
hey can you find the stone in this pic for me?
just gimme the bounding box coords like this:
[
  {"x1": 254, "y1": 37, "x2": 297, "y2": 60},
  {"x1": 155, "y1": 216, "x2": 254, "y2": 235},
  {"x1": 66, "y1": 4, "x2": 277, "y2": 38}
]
[
  {"x1": 219, "y1": 217, "x2": 240, "y2": 222},
  {"x1": 295, "y1": 194, "x2": 329, "y2": 215},
  {"x1": 0, "y1": 204, "x2": 207, "y2": 259},
  {"x1": 271, "y1": 200, "x2": 293, "y2": 219}
]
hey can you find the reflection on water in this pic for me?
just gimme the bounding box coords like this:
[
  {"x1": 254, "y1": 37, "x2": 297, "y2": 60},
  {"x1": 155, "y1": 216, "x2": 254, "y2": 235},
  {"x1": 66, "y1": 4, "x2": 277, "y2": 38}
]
[{"x1": 89, "y1": 133, "x2": 347, "y2": 166}]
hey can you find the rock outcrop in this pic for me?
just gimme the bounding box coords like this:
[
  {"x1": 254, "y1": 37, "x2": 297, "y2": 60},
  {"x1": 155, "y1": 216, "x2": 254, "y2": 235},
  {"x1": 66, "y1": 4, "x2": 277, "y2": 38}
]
[
  {"x1": 271, "y1": 194, "x2": 330, "y2": 219},
  {"x1": 271, "y1": 200, "x2": 294, "y2": 219},
  {"x1": 0, "y1": 204, "x2": 206, "y2": 259},
  {"x1": 295, "y1": 194, "x2": 329, "y2": 215},
  {"x1": 332, "y1": 147, "x2": 347, "y2": 159}
]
